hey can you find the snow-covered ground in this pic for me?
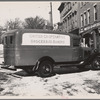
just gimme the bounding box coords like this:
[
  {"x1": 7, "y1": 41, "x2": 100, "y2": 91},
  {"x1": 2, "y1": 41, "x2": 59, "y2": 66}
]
[
  {"x1": 0, "y1": 68, "x2": 100, "y2": 99},
  {"x1": 0, "y1": 44, "x2": 3, "y2": 64},
  {"x1": 0, "y1": 44, "x2": 3, "y2": 50},
  {"x1": 0, "y1": 44, "x2": 100, "y2": 99}
]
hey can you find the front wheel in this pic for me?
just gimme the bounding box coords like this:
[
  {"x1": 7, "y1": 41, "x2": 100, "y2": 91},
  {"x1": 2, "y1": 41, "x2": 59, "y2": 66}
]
[
  {"x1": 92, "y1": 56, "x2": 100, "y2": 70},
  {"x1": 38, "y1": 60, "x2": 54, "y2": 77}
]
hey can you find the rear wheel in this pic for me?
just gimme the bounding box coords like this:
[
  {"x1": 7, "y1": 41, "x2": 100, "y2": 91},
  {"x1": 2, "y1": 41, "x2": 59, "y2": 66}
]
[
  {"x1": 92, "y1": 56, "x2": 100, "y2": 70},
  {"x1": 38, "y1": 60, "x2": 53, "y2": 77}
]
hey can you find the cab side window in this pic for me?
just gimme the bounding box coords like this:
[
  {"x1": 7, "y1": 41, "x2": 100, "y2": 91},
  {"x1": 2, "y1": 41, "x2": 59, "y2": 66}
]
[
  {"x1": 4, "y1": 36, "x2": 14, "y2": 45},
  {"x1": 4, "y1": 36, "x2": 8, "y2": 45},
  {"x1": 9, "y1": 36, "x2": 13, "y2": 44},
  {"x1": 73, "y1": 39, "x2": 80, "y2": 47}
]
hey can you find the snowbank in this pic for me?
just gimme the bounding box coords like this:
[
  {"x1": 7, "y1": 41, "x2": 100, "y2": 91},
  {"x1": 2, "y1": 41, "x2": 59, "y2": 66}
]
[{"x1": 0, "y1": 44, "x2": 3, "y2": 50}]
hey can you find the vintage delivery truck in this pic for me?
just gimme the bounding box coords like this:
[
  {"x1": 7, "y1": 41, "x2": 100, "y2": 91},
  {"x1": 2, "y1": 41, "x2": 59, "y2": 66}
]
[{"x1": 1, "y1": 29, "x2": 100, "y2": 77}]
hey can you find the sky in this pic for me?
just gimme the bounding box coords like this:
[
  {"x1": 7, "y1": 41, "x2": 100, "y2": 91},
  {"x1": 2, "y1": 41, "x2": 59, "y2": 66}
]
[{"x1": 0, "y1": 1, "x2": 61, "y2": 27}]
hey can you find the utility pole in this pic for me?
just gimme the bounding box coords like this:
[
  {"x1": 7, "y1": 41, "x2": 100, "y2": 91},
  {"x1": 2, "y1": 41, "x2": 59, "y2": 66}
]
[{"x1": 49, "y1": 2, "x2": 53, "y2": 30}]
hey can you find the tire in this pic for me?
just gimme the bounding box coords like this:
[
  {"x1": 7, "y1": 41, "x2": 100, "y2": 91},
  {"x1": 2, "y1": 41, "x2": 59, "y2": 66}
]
[
  {"x1": 38, "y1": 60, "x2": 53, "y2": 77},
  {"x1": 92, "y1": 56, "x2": 100, "y2": 70}
]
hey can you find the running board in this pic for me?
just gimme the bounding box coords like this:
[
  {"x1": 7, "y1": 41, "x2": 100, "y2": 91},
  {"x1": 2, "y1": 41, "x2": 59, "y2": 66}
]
[
  {"x1": 1, "y1": 66, "x2": 17, "y2": 71},
  {"x1": 55, "y1": 63, "x2": 81, "y2": 68}
]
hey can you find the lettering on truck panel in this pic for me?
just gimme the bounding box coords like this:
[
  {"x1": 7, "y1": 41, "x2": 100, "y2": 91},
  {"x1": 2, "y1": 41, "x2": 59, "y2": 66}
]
[{"x1": 21, "y1": 33, "x2": 70, "y2": 46}]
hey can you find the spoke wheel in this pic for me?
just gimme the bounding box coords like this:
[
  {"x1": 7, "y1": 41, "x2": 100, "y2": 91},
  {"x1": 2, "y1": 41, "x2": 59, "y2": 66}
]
[
  {"x1": 38, "y1": 60, "x2": 53, "y2": 77},
  {"x1": 92, "y1": 56, "x2": 100, "y2": 70}
]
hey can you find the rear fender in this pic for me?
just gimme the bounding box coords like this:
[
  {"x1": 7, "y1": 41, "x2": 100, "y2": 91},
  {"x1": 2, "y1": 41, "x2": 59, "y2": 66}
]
[{"x1": 35, "y1": 56, "x2": 55, "y2": 71}]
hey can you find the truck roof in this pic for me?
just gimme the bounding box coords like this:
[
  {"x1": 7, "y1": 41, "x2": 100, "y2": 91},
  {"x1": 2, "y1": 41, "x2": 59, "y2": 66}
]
[{"x1": 2, "y1": 29, "x2": 81, "y2": 39}]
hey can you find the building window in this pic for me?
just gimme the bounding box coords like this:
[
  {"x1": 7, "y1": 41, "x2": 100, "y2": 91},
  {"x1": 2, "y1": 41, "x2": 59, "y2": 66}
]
[
  {"x1": 94, "y1": 4, "x2": 97, "y2": 21},
  {"x1": 83, "y1": 2, "x2": 86, "y2": 5},
  {"x1": 84, "y1": 12, "x2": 87, "y2": 26},
  {"x1": 87, "y1": 9, "x2": 90, "y2": 24},
  {"x1": 81, "y1": 14, "x2": 84, "y2": 27},
  {"x1": 4, "y1": 37, "x2": 7, "y2": 45},
  {"x1": 68, "y1": 16, "x2": 69, "y2": 27},
  {"x1": 74, "y1": 11, "x2": 77, "y2": 22},
  {"x1": 69, "y1": 15, "x2": 71, "y2": 30},
  {"x1": 72, "y1": 13, "x2": 74, "y2": 28},
  {"x1": 67, "y1": 3, "x2": 69, "y2": 9},
  {"x1": 74, "y1": 11, "x2": 77, "y2": 28},
  {"x1": 69, "y1": 3, "x2": 71, "y2": 10},
  {"x1": 80, "y1": 2, "x2": 86, "y2": 8},
  {"x1": 81, "y1": 2, "x2": 83, "y2": 6},
  {"x1": 80, "y1": 2, "x2": 83, "y2": 8},
  {"x1": 66, "y1": 19, "x2": 67, "y2": 28},
  {"x1": 73, "y1": 2, "x2": 75, "y2": 6}
]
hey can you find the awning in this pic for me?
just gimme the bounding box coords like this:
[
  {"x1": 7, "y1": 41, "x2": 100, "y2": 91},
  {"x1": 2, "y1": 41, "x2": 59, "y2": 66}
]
[{"x1": 80, "y1": 27, "x2": 100, "y2": 37}]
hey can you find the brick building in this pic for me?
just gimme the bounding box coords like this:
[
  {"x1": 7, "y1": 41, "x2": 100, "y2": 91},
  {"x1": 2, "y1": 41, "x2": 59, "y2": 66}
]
[
  {"x1": 58, "y1": 2, "x2": 100, "y2": 48},
  {"x1": 79, "y1": 2, "x2": 100, "y2": 48},
  {"x1": 58, "y1": 2, "x2": 80, "y2": 34},
  {"x1": 79, "y1": 2, "x2": 100, "y2": 34}
]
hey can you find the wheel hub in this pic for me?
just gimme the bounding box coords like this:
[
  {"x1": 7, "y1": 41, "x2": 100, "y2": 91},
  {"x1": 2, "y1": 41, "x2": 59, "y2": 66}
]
[{"x1": 43, "y1": 65, "x2": 50, "y2": 73}]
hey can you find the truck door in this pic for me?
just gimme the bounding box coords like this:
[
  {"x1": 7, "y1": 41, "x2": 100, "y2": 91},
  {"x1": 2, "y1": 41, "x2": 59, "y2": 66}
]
[
  {"x1": 72, "y1": 38, "x2": 83, "y2": 61},
  {"x1": 3, "y1": 35, "x2": 15, "y2": 65}
]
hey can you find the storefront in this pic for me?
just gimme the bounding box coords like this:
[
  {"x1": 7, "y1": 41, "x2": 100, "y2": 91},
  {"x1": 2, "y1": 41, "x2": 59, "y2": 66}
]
[{"x1": 79, "y1": 21, "x2": 100, "y2": 50}]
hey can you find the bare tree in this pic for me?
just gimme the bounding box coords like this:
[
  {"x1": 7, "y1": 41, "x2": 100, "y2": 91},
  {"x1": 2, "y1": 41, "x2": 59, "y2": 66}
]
[
  {"x1": 23, "y1": 16, "x2": 45, "y2": 29},
  {"x1": 5, "y1": 18, "x2": 23, "y2": 30},
  {"x1": 0, "y1": 26, "x2": 4, "y2": 44}
]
